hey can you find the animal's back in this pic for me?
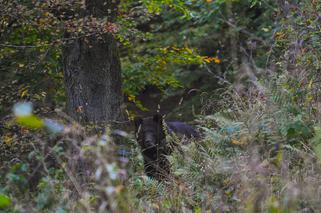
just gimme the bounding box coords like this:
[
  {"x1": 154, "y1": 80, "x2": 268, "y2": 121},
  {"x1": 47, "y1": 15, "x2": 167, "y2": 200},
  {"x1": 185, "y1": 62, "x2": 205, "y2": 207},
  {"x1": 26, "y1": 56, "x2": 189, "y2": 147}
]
[{"x1": 166, "y1": 121, "x2": 199, "y2": 138}]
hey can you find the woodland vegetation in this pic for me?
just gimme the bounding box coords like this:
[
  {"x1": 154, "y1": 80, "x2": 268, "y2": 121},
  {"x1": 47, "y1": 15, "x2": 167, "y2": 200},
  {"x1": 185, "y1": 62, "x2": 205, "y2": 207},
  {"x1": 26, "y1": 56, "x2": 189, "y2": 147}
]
[{"x1": 1, "y1": 0, "x2": 321, "y2": 212}]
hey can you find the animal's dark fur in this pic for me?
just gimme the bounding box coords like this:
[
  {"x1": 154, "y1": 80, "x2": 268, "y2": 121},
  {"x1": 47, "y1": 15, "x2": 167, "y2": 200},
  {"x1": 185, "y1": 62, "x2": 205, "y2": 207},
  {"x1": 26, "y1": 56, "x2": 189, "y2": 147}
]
[
  {"x1": 134, "y1": 114, "x2": 199, "y2": 180},
  {"x1": 166, "y1": 121, "x2": 199, "y2": 139}
]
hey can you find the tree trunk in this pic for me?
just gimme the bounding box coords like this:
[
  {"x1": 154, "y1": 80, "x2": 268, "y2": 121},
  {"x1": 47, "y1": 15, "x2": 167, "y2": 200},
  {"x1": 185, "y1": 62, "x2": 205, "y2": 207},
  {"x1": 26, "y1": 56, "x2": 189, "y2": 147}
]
[{"x1": 63, "y1": 0, "x2": 123, "y2": 124}]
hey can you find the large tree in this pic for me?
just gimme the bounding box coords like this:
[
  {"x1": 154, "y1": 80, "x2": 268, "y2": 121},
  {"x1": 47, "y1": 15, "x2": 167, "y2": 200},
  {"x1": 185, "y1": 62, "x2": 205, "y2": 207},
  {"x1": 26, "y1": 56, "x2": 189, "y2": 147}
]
[{"x1": 63, "y1": 0, "x2": 123, "y2": 124}]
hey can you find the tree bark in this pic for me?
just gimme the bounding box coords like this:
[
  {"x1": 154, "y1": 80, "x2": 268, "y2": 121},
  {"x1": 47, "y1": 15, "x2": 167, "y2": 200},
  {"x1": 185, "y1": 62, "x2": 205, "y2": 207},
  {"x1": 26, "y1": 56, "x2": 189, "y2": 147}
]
[{"x1": 63, "y1": 0, "x2": 123, "y2": 124}]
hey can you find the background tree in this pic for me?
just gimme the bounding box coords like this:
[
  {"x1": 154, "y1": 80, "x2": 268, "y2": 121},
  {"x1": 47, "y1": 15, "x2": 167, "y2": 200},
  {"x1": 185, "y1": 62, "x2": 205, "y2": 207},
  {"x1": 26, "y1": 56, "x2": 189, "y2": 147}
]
[{"x1": 63, "y1": 0, "x2": 124, "y2": 124}]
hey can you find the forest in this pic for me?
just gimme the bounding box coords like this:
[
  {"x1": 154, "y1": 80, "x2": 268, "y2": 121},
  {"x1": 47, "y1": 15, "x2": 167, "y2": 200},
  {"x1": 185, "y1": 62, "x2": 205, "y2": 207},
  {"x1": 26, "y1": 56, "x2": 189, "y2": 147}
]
[{"x1": 1, "y1": 0, "x2": 321, "y2": 212}]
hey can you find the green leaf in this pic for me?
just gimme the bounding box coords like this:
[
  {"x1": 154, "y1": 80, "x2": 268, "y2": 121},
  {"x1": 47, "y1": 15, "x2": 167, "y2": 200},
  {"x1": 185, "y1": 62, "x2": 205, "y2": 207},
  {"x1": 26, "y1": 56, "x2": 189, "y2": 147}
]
[
  {"x1": 0, "y1": 194, "x2": 12, "y2": 209},
  {"x1": 16, "y1": 115, "x2": 44, "y2": 129},
  {"x1": 195, "y1": 207, "x2": 201, "y2": 213}
]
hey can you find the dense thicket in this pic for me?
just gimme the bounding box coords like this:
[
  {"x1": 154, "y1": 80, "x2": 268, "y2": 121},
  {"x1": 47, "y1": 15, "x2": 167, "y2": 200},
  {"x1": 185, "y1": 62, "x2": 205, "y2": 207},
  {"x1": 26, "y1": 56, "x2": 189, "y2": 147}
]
[{"x1": 1, "y1": 0, "x2": 321, "y2": 212}]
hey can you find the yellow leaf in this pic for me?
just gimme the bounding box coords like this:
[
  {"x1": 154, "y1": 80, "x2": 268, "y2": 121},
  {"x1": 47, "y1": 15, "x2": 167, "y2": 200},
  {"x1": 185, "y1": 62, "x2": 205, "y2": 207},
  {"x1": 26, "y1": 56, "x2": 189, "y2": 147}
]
[
  {"x1": 20, "y1": 89, "x2": 28, "y2": 98},
  {"x1": 16, "y1": 115, "x2": 44, "y2": 129},
  {"x1": 214, "y1": 57, "x2": 221, "y2": 64},
  {"x1": 185, "y1": 47, "x2": 193, "y2": 54},
  {"x1": 231, "y1": 135, "x2": 250, "y2": 146},
  {"x1": 231, "y1": 139, "x2": 244, "y2": 145},
  {"x1": 3, "y1": 134, "x2": 13, "y2": 146},
  {"x1": 128, "y1": 95, "x2": 135, "y2": 102},
  {"x1": 308, "y1": 79, "x2": 313, "y2": 89}
]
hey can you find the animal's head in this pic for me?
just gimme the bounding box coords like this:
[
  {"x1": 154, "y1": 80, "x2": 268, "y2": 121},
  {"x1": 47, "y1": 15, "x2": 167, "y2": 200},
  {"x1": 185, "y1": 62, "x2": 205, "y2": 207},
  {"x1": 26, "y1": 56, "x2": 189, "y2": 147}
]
[{"x1": 134, "y1": 114, "x2": 165, "y2": 151}]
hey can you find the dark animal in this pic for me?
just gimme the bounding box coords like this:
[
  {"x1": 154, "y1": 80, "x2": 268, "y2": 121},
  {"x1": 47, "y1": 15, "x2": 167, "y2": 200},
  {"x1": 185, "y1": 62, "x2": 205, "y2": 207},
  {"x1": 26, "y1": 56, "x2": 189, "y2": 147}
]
[{"x1": 134, "y1": 114, "x2": 199, "y2": 180}]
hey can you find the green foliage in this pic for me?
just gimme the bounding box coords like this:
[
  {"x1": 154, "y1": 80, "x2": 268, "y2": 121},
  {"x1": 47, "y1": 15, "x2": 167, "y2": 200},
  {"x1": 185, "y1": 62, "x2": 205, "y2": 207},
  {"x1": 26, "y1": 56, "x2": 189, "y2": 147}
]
[
  {"x1": 311, "y1": 125, "x2": 321, "y2": 163},
  {"x1": 36, "y1": 177, "x2": 62, "y2": 210},
  {"x1": 142, "y1": 0, "x2": 190, "y2": 17},
  {"x1": 0, "y1": 193, "x2": 12, "y2": 209},
  {"x1": 122, "y1": 46, "x2": 216, "y2": 98},
  {"x1": 5, "y1": 163, "x2": 30, "y2": 194},
  {"x1": 120, "y1": 0, "x2": 276, "y2": 113}
]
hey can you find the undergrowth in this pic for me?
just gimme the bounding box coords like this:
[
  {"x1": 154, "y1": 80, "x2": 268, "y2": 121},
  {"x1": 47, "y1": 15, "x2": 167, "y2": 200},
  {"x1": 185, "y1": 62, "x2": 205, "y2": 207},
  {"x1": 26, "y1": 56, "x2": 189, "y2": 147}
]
[{"x1": 1, "y1": 1, "x2": 321, "y2": 212}]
